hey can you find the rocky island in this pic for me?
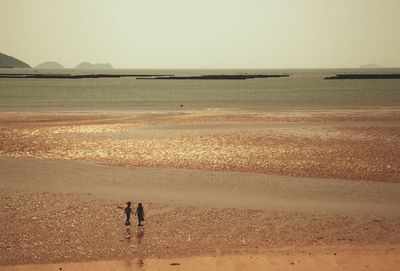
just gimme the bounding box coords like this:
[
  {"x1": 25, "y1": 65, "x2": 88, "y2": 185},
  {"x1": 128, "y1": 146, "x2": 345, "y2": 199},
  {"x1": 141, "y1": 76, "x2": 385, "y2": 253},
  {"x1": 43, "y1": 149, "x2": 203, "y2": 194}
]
[
  {"x1": 0, "y1": 52, "x2": 31, "y2": 68},
  {"x1": 35, "y1": 61, "x2": 64, "y2": 69}
]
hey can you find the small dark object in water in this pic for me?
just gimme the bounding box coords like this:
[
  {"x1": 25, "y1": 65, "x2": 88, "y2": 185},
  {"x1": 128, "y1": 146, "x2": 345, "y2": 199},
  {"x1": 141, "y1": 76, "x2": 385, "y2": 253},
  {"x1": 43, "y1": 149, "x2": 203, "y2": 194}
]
[{"x1": 170, "y1": 263, "x2": 181, "y2": 266}]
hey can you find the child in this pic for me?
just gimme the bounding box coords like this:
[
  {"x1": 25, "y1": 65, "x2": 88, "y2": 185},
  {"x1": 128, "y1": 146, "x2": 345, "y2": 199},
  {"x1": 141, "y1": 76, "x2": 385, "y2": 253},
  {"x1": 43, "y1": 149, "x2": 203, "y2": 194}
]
[
  {"x1": 135, "y1": 202, "x2": 145, "y2": 227},
  {"x1": 124, "y1": 202, "x2": 134, "y2": 226}
]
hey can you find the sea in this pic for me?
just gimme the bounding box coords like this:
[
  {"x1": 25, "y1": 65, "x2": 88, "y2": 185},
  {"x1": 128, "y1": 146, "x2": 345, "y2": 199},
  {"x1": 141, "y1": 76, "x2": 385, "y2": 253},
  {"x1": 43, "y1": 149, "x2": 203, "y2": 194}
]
[{"x1": 0, "y1": 68, "x2": 399, "y2": 111}]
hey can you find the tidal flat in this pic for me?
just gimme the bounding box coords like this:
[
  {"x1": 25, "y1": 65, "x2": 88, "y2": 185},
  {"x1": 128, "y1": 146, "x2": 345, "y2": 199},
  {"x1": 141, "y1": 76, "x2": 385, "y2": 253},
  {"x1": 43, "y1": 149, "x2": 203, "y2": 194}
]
[{"x1": 1, "y1": 109, "x2": 400, "y2": 268}]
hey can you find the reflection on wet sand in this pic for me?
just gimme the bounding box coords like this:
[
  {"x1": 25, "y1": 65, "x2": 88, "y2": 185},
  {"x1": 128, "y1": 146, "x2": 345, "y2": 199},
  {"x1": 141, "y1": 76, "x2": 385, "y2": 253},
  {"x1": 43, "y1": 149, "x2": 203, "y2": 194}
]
[
  {"x1": 0, "y1": 110, "x2": 399, "y2": 182},
  {"x1": 136, "y1": 227, "x2": 145, "y2": 246}
]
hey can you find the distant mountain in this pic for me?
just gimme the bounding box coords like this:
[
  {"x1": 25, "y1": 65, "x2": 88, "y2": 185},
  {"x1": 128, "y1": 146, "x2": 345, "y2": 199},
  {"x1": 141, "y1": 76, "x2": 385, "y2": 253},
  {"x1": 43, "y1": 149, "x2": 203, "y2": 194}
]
[
  {"x1": 35, "y1": 61, "x2": 64, "y2": 69},
  {"x1": 0, "y1": 52, "x2": 31, "y2": 68},
  {"x1": 75, "y1": 62, "x2": 113, "y2": 69}
]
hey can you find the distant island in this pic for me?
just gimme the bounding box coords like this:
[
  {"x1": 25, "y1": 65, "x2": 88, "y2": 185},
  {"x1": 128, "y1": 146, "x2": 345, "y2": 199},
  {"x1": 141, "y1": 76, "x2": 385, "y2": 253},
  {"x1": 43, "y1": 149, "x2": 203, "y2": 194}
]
[
  {"x1": 0, "y1": 73, "x2": 290, "y2": 80},
  {"x1": 0, "y1": 52, "x2": 31, "y2": 68},
  {"x1": 35, "y1": 61, "x2": 64, "y2": 69},
  {"x1": 75, "y1": 62, "x2": 113, "y2": 70},
  {"x1": 325, "y1": 73, "x2": 400, "y2": 80},
  {"x1": 137, "y1": 74, "x2": 290, "y2": 80},
  {"x1": 360, "y1": 63, "x2": 381, "y2": 69},
  {"x1": 0, "y1": 73, "x2": 173, "y2": 79}
]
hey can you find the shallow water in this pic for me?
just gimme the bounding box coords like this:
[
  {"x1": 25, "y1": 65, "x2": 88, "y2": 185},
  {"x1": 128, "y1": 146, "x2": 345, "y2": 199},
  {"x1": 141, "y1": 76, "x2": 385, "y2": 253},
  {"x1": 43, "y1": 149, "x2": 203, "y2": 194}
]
[{"x1": 0, "y1": 68, "x2": 399, "y2": 111}]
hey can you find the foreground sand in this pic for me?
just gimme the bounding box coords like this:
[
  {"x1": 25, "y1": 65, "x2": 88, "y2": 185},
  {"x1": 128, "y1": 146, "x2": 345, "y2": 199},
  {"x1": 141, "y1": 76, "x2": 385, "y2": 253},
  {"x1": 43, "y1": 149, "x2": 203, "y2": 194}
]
[
  {"x1": 1, "y1": 158, "x2": 400, "y2": 267},
  {"x1": 2, "y1": 247, "x2": 400, "y2": 271},
  {"x1": 1, "y1": 109, "x2": 400, "y2": 270}
]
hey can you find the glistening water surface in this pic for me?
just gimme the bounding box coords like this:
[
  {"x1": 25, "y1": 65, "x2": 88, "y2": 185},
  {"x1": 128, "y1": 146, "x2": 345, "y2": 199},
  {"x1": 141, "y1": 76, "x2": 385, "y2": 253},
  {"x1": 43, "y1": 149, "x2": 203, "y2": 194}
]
[{"x1": 1, "y1": 68, "x2": 399, "y2": 111}]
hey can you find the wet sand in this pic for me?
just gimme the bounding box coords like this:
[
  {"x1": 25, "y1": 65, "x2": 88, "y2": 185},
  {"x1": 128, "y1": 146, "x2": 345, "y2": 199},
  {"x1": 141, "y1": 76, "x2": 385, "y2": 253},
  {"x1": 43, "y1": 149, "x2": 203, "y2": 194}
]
[
  {"x1": 1, "y1": 183, "x2": 399, "y2": 266},
  {"x1": 1, "y1": 158, "x2": 400, "y2": 215},
  {"x1": 2, "y1": 247, "x2": 400, "y2": 271},
  {"x1": 1, "y1": 109, "x2": 400, "y2": 269},
  {"x1": 1, "y1": 109, "x2": 400, "y2": 182}
]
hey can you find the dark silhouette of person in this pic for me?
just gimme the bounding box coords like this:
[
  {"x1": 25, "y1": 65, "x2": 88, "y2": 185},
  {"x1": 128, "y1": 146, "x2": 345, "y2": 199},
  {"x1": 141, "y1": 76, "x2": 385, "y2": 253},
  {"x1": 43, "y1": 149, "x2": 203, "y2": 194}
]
[
  {"x1": 124, "y1": 202, "x2": 134, "y2": 226},
  {"x1": 135, "y1": 202, "x2": 145, "y2": 227}
]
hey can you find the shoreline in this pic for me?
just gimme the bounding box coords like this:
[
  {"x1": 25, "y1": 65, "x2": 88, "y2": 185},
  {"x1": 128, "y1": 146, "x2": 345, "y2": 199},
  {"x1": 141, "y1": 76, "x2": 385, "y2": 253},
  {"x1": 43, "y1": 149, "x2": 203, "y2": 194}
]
[{"x1": 2, "y1": 107, "x2": 400, "y2": 115}]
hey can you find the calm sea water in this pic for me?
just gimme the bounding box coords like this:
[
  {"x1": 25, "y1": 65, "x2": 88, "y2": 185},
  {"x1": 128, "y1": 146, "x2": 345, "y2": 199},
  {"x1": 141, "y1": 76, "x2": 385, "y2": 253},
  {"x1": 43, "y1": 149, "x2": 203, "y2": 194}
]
[{"x1": 0, "y1": 68, "x2": 399, "y2": 111}]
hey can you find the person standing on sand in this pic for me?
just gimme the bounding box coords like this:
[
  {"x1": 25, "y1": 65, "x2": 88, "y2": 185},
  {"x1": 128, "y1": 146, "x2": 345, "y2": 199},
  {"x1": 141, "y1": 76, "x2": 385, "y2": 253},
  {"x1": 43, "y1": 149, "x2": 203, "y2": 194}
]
[
  {"x1": 124, "y1": 202, "x2": 134, "y2": 226},
  {"x1": 135, "y1": 202, "x2": 145, "y2": 227}
]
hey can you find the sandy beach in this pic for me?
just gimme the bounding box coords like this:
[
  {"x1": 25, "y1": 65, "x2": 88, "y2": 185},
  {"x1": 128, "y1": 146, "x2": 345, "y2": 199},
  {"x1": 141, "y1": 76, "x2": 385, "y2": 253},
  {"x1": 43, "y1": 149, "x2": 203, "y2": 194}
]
[
  {"x1": 3, "y1": 0, "x2": 400, "y2": 268},
  {"x1": 1, "y1": 109, "x2": 400, "y2": 270}
]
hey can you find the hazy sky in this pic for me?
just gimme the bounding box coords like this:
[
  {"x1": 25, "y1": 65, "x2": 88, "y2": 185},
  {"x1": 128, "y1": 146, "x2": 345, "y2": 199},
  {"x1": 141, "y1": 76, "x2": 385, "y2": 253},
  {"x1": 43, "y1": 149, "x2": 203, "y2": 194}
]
[{"x1": 1, "y1": 0, "x2": 399, "y2": 68}]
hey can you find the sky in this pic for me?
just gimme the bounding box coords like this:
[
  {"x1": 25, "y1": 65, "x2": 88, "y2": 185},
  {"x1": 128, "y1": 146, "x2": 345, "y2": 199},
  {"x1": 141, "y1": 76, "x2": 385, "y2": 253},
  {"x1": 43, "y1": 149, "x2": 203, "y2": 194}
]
[{"x1": 1, "y1": 0, "x2": 399, "y2": 69}]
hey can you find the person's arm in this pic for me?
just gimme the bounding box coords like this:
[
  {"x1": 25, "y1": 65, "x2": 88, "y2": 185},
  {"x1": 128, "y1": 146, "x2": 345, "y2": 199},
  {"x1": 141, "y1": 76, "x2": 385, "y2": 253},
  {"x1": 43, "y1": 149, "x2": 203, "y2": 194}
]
[{"x1": 135, "y1": 208, "x2": 138, "y2": 216}]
